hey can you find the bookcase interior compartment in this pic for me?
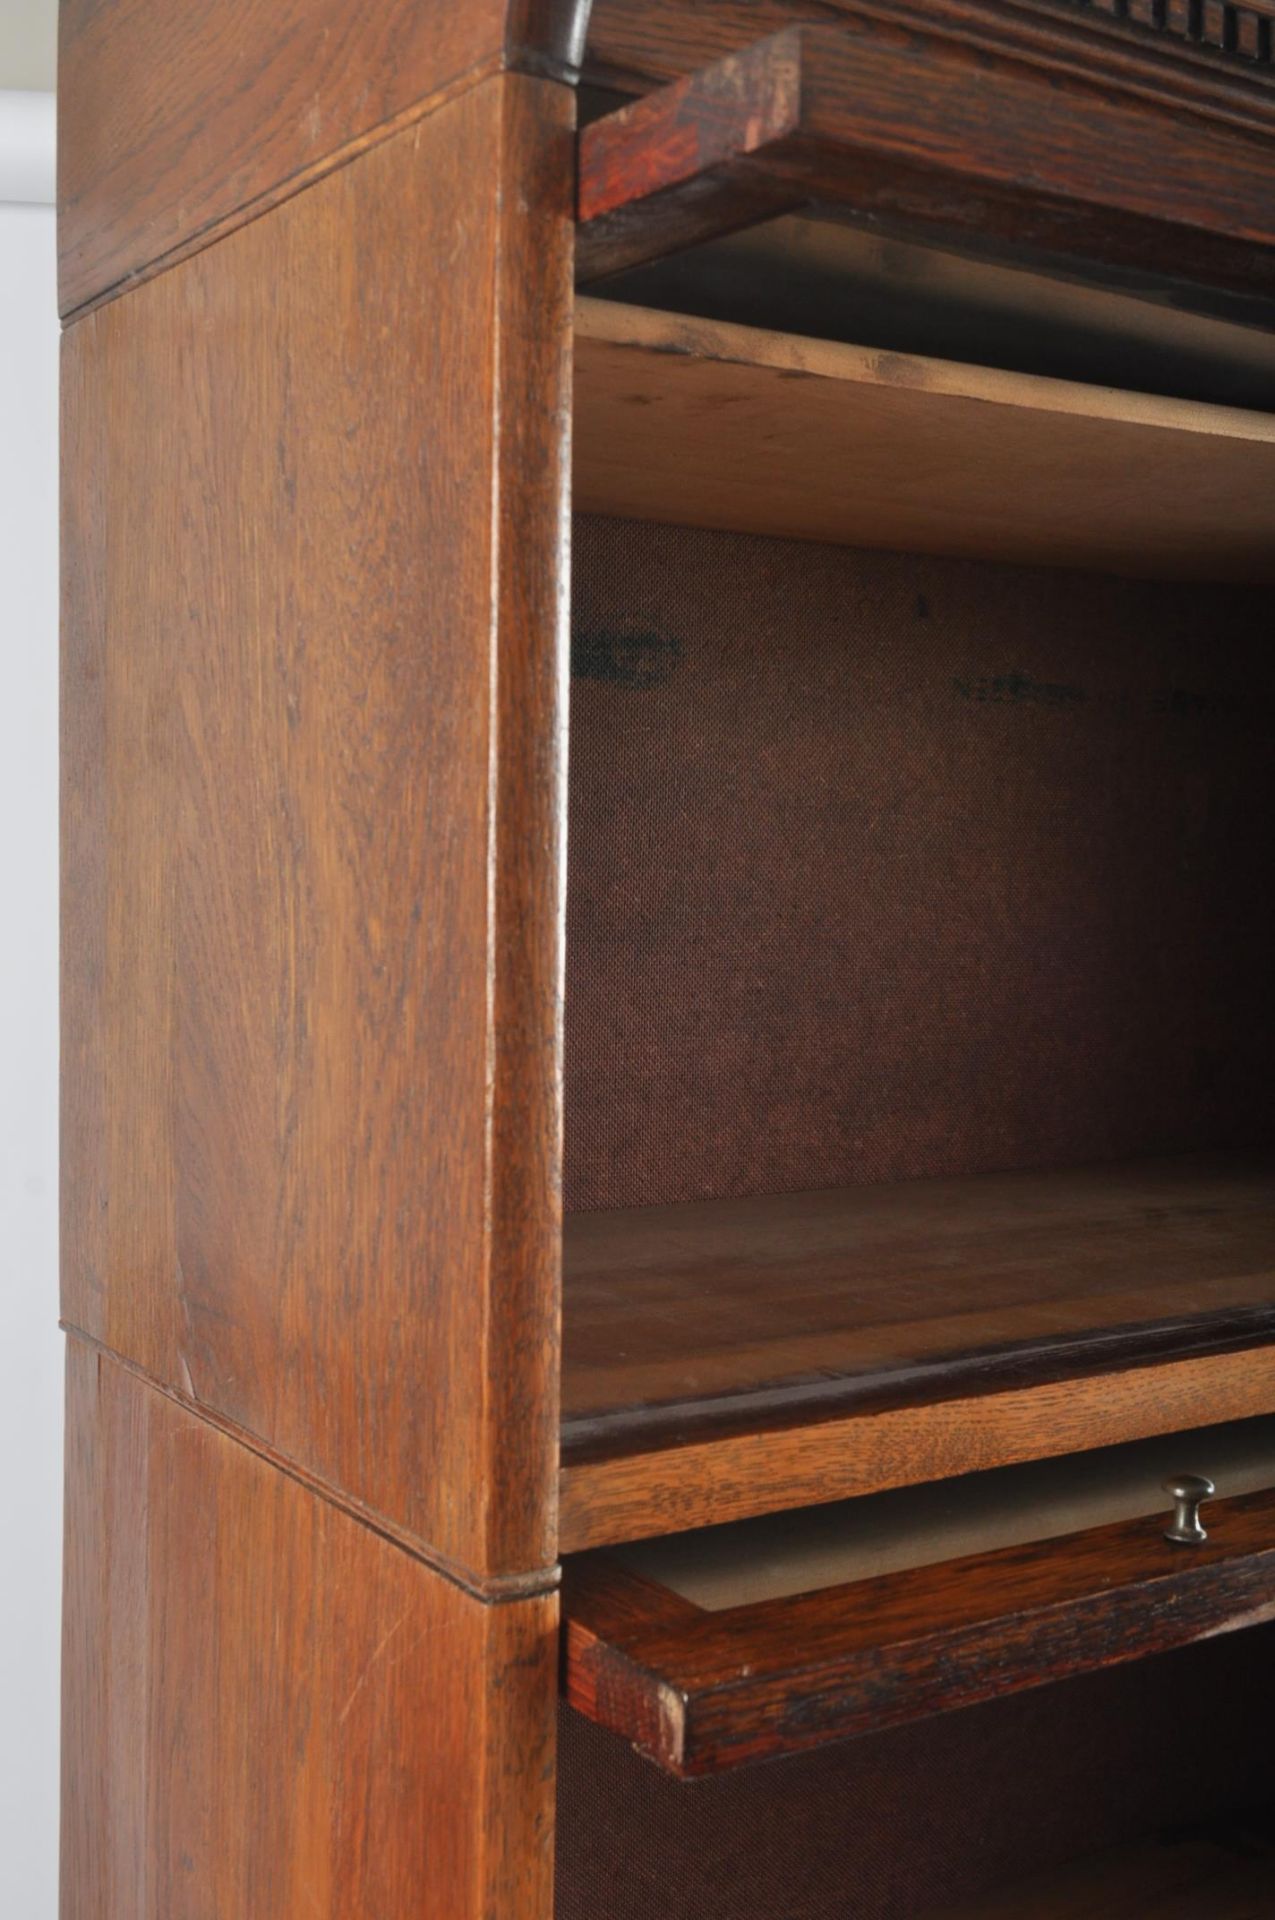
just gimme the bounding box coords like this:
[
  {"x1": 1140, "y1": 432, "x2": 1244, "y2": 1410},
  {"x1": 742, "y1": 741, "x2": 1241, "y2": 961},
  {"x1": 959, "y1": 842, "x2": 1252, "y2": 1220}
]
[
  {"x1": 556, "y1": 1626, "x2": 1275, "y2": 1918},
  {"x1": 566, "y1": 519, "x2": 1275, "y2": 1214},
  {"x1": 560, "y1": 512, "x2": 1275, "y2": 1546}
]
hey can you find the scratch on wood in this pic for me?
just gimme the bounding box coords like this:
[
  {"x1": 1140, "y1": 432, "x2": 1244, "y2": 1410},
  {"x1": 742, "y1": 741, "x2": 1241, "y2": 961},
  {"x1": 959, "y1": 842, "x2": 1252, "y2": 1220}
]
[{"x1": 336, "y1": 1609, "x2": 425, "y2": 1727}]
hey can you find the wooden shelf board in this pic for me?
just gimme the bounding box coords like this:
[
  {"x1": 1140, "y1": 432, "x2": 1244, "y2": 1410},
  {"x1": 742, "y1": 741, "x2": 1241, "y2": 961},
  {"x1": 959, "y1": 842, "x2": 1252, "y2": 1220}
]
[
  {"x1": 563, "y1": 1152, "x2": 1275, "y2": 1451},
  {"x1": 559, "y1": 1152, "x2": 1275, "y2": 1550},
  {"x1": 564, "y1": 1485, "x2": 1275, "y2": 1773},
  {"x1": 574, "y1": 297, "x2": 1275, "y2": 581}
]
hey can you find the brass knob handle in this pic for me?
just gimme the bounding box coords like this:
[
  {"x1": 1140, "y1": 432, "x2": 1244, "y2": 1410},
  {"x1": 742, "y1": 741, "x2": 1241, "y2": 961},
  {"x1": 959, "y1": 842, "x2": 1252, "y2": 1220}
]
[{"x1": 1163, "y1": 1472, "x2": 1215, "y2": 1546}]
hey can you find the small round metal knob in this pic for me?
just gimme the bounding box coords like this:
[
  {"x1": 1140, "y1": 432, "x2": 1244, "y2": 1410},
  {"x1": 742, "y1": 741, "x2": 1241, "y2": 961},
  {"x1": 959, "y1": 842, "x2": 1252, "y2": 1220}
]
[{"x1": 1163, "y1": 1472, "x2": 1215, "y2": 1546}]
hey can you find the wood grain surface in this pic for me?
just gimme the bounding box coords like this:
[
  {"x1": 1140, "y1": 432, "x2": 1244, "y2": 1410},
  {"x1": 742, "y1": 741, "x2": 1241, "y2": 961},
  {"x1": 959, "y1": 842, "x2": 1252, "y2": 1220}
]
[
  {"x1": 61, "y1": 76, "x2": 572, "y2": 1587},
  {"x1": 578, "y1": 21, "x2": 1275, "y2": 309},
  {"x1": 563, "y1": 1486, "x2": 1275, "y2": 1773},
  {"x1": 560, "y1": 1346, "x2": 1275, "y2": 1551},
  {"x1": 563, "y1": 1155, "x2": 1275, "y2": 1453},
  {"x1": 613, "y1": 1415, "x2": 1275, "y2": 1607},
  {"x1": 573, "y1": 297, "x2": 1275, "y2": 578},
  {"x1": 61, "y1": 1341, "x2": 557, "y2": 1920},
  {"x1": 58, "y1": 0, "x2": 589, "y2": 314},
  {"x1": 583, "y1": 0, "x2": 1275, "y2": 121}
]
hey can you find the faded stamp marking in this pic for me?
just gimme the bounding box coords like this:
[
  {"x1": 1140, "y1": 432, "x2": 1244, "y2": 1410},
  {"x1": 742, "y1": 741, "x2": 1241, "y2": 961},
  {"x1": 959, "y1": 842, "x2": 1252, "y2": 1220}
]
[
  {"x1": 955, "y1": 671, "x2": 1086, "y2": 710},
  {"x1": 573, "y1": 627, "x2": 682, "y2": 690}
]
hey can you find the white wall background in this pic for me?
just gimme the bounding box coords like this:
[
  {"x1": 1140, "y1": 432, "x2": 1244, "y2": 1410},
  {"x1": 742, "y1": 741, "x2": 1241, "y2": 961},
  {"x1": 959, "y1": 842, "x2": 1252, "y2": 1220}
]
[{"x1": 0, "y1": 85, "x2": 61, "y2": 1920}]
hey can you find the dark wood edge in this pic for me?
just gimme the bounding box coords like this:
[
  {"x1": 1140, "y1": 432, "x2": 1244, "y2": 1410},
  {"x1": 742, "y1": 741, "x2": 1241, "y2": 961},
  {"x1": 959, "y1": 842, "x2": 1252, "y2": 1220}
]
[
  {"x1": 577, "y1": 30, "x2": 811, "y2": 280},
  {"x1": 577, "y1": 28, "x2": 805, "y2": 279},
  {"x1": 509, "y1": 0, "x2": 597, "y2": 81},
  {"x1": 575, "y1": 19, "x2": 1275, "y2": 312},
  {"x1": 579, "y1": 28, "x2": 805, "y2": 224},
  {"x1": 561, "y1": 1313, "x2": 1275, "y2": 1465},
  {"x1": 561, "y1": 1559, "x2": 705, "y2": 1763},
  {"x1": 563, "y1": 1487, "x2": 1275, "y2": 1774}
]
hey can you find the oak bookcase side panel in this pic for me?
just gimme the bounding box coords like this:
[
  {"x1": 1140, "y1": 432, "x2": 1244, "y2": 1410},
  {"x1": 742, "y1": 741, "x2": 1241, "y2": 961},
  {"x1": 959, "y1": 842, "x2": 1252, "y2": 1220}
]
[
  {"x1": 57, "y1": 0, "x2": 593, "y2": 314},
  {"x1": 60, "y1": 75, "x2": 573, "y2": 1582},
  {"x1": 60, "y1": 1342, "x2": 558, "y2": 1920}
]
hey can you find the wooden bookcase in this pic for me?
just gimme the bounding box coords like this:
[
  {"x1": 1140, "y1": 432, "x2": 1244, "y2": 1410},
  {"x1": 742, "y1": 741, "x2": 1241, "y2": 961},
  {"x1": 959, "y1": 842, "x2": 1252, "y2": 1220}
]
[{"x1": 58, "y1": 3, "x2": 1275, "y2": 1916}]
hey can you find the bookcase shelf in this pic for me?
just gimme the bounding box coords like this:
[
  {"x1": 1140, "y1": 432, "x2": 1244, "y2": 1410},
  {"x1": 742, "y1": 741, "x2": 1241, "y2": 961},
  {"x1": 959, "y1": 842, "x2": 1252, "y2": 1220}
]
[
  {"x1": 574, "y1": 296, "x2": 1275, "y2": 581},
  {"x1": 560, "y1": 1153, "x2": 1275, "y2": 1550}
]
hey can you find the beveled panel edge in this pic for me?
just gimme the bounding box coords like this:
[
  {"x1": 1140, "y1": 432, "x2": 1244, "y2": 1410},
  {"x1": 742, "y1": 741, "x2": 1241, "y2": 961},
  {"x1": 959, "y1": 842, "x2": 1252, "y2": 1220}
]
[
  {"x1": 559, "y1": 1343, "x2": 1275, "y2": 1551},
  {"x1": 58, "y1": 0, "x2": 596, "y2": 320},
  {"x1": 562, "y1": 1313, "x2": 1275, "y2": 1460},
  {"x1": 63, "y1": 1324, "x2": 562, "y2": 1606}
]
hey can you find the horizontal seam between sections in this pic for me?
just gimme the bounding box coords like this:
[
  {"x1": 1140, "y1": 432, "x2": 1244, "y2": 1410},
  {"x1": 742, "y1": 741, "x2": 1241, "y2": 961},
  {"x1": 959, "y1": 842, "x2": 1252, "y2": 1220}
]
[
  {"x1": 60, "y1": 45, "x2": 571, "y2": 325},
  {"x1": 62, "y1": 1321, "x2": 561, "y2": 1606}
]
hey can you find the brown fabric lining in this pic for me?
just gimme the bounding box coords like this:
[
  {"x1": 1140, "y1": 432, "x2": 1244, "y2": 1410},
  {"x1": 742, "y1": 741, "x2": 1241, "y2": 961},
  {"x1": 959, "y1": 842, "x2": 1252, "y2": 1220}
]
[
  {"x1": 555, "y1": 1627, "x2": 1275, "y2": 1919},
  {"x1": 565, "y1": 517, "x2": 1275, "y2": 1214}
]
